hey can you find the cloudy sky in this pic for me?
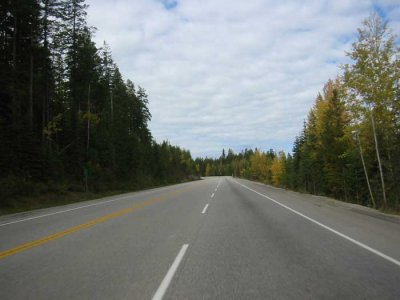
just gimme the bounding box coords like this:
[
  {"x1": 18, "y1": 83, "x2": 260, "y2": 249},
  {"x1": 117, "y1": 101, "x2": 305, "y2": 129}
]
[{"x1": 85, "y1": 0, "x2": 400, "y2": 158}]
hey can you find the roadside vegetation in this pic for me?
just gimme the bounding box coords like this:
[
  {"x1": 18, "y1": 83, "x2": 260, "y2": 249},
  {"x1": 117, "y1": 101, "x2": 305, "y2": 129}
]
[
  {"x1": 196, "y1": 14, "x2": 400, "y2": 212},
  {"x1": 0, "y1": 1, "x2": 196, "y2": 213}
]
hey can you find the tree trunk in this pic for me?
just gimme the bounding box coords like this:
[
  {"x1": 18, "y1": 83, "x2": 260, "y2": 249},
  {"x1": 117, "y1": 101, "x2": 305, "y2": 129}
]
[
  {"x1": 370, "y1": 109, "x2": 387, "y2": 208},
  {"x1": 42, "y1": 0, "x2": 49, "y2": 145},
  {"x1": 87, "y1": 84, "x2": 90, "y2": 155},
  {"x1": 357, "y1": 130, "x2": 376, "y2": 208},
  {"x1": 110, "y1": 90, "x2": 116, "y2": 169},
  {"x1": 29, "y1": 27, "x2": 34, "y2": 128},
  {"x1": 12, "y1": 13, "x2": 18, "y2": 127},
  {"x1": 110, "y1": 90, "x2": 114, "y2": 125}
]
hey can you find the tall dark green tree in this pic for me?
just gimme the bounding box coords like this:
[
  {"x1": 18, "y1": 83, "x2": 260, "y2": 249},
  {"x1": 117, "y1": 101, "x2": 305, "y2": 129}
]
[{"x1": 0, "y1": 0, "x2": 196, "y2": 208}]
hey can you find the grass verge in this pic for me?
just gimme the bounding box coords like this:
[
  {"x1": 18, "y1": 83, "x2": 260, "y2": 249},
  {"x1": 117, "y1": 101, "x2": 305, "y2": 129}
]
[{"x1": 0, "y1": 177, "x2": 200, "y2": 216}]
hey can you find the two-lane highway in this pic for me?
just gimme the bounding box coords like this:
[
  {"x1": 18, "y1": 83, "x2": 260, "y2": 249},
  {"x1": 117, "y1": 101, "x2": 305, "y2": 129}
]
[{"x1": 1, "y1": 177, "x2": 399, "y2": 299}]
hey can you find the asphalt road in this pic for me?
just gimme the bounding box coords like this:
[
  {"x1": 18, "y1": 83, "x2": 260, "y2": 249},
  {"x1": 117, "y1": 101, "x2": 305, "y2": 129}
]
[{"x1": 0, "y1": 177, "x2": 399, "y2": 299}]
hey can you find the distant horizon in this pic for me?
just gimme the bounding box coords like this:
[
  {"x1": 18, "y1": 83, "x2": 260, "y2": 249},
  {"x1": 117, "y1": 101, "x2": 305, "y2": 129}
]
[{"x1": 87, "y1": 0, "x2": 400, "y2": 158}]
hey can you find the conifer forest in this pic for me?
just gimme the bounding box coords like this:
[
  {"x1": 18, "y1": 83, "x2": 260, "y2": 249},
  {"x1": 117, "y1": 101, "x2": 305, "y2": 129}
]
[{"x1": 1, "y1": 0, "x2": 194, "y2": 210}]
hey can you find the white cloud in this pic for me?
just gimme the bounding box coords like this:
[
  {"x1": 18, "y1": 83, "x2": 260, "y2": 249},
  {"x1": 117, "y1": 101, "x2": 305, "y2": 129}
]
[{"x1": 86, "y1": 0, "x2": 399, "y2": 157}]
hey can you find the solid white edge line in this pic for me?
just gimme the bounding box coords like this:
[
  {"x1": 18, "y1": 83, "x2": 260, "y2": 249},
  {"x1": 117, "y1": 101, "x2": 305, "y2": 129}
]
[
  {"x1": 0, "y1": 182, "x2": 193, "y2": 227},
  {"x1": 0, "y1": 194, "x2": 135, "y2": 227},
  {"x1": 211, "y1": 193, "x2": 215, "y2": 199},
  {"x1": 232, "y1": 179, "x2": 400, "y2": 268},
  {"x1": 152, "y1": 244, "x2": 189, "y2": 300},
  {"x1": 202, "y1": 203, "x2": 209, "y2": 214}
]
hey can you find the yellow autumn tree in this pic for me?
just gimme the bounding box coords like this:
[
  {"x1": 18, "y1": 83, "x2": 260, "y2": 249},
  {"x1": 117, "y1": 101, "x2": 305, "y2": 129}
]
[
  {"x1": 205, "y1": 163, "x2": 212, "y2": 177},
  {"x1": 271, "y1": 151, "x2": 286, "y2": 186},
  {"x1": 250, "y1": 149, "x2": 269, "y2": 182}
]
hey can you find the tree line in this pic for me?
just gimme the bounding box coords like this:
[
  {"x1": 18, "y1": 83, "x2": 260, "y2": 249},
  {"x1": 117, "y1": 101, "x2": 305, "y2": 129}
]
[
  {"x1": 197, "y1": 14, "x2": 400, "y2": 211},
  {"x1": 0, "y1": 0, "x2": 194, "y2": 207}
]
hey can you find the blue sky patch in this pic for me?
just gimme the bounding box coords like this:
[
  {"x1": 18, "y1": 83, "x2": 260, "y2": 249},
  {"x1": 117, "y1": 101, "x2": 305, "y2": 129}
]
[
  {"x1": 159, "y1": 0, "x2": 178, "y2": 10},
  {"x1": 372, "y1": 3, "x2": 387, "y2": 20}
]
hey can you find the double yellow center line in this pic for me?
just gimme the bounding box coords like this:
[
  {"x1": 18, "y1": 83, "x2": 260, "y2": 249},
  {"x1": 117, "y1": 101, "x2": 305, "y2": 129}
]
[{"x1": 0, "y1": 186, "x2": 191, "y2": 260}]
